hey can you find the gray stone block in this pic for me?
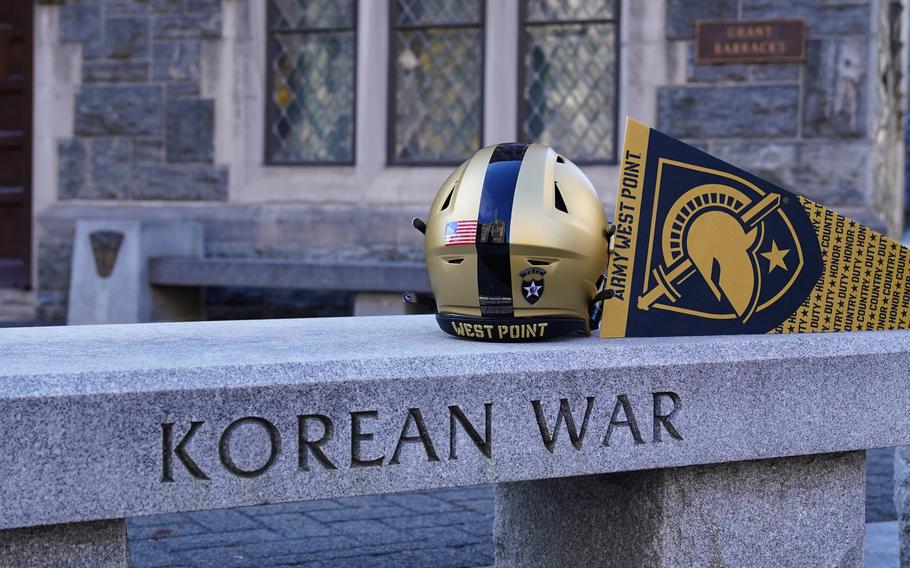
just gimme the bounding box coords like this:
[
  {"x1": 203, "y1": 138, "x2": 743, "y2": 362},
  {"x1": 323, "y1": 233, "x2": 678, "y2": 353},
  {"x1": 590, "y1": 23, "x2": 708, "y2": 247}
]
[
  {"x1": 0, "y1": 316, "x2": 908, "y2": 529},
  {"x1": 495, "y1": 452, "x2": 865, "y2": 567},
  {"x1": 102, "y1": 17, "x2": 149, "y2": 60},
  {"x1": 658, "y1": 85, "x2": 799, "y2": 139},
  {"x1": 803, "y1": 38, "x2": 868, "y2": 138},
  {"x1": 149, "y1": 0, "x2": 184, "y2": 14},
  {"x1": 186, "y1": 0, "x2": 221, "y2": 15},
  {"x1": 67, "y1": 219, "x2": 204, "y2": 325},
  {"x1": 0, "y1": 520, "x2": 128, "y2": 567},
  {"x1": 132, "y1": 138, "x2": 164, "y2": 164},
  {"x1": 166, "y1": 99, "x2": 214, "y2": 163},
  {"x1": 153, "y1": 13, "x2": 221, "y2": 39},
  {"x1": 709, "y1": 140, "x2": 870, "y2": 206},
  {"x1": 103, "y1": 1, "x2": 151, "y2": 17},
  {"x1": 132, "y1": 164, "x2": 227, "y2": 200},
  {"x1": 83, "y1": 61, "x2": 150, "y2": 83},
  {"x1": 59, "y1": 138, "x2": 132, "y2": 200},
  {"x1": 58, "y1": 138, "x2": 89, "y2": 199},
  {"x1": 666, "y1": 0, "x2": 736, "y2": 39},
  {"x1": 742, "y1": 0, "x2": 870, "y2": 36},
  {"x1": 75, "y1": 85, "x2": 163, "y2": 136},
  {"x1": 165, "y1": 82, "x2": 201, "y2": 99},
  {"x1": 60, "y1": 4, "x2": 101, "y2": 44},
  {"x1": 152, "y1": 41, "x2": 201, "y2": 82}
]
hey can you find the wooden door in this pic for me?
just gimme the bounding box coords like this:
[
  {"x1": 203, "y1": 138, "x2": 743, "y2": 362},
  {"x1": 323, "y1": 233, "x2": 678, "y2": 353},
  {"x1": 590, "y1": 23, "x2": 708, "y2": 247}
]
[{"x1": 0, "y1": 1, "x2": 30, "y2": 288}]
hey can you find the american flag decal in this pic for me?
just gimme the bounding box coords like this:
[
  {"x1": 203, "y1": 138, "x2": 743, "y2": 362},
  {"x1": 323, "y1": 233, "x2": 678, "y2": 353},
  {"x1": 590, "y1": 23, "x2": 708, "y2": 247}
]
[{"x1": 444, "y1": 220, "x2": 478, "y2": 246}]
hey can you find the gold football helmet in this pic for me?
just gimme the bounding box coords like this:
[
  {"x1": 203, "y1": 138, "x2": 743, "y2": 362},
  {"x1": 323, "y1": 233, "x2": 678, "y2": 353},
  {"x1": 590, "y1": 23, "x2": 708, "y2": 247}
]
[{"x1": 408, "y1": 143, "x2": 613, "y2": 341}]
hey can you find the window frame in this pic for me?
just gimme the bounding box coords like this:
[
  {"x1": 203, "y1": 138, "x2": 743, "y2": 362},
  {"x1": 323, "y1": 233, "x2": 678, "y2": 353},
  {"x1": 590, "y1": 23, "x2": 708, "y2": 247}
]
[
  {"x1": 386, "y1": 0, "x2": 487, "y2": 167},
  {"x1": 263, "y1": 0, "x2": 359, "y2": 167},
  {"x1": 516, "y1": 0, "x2": 621, "y2": 166}
]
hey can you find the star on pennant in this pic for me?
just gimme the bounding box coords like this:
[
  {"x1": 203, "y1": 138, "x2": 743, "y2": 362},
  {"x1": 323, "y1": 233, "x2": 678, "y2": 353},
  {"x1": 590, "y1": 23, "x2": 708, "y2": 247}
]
[
  {"x1": 524, "y1": 280, "x2": 542, "y2": 298},
  {"x1": 761, "y1": 240, "x2": 790, "y2": 273}
]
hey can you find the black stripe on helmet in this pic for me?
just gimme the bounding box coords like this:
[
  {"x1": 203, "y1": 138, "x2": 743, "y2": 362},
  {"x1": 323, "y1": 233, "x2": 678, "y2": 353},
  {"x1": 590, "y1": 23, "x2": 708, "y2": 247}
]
[{"x1": 476, "y1": 143, "x2": 529, "y2": 317}]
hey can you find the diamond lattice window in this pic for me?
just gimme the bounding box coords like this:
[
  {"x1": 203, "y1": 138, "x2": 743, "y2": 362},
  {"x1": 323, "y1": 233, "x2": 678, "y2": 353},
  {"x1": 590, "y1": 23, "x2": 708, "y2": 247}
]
[
  {"x1": 520, "y1": 0, "x2": 618, "y2": 164},
  {"x1": 266, "y1": 0, "x2": 356, "y2": 164},
  {"x1": 390, "y1": 0, "x2": 484, "y2": 164}
]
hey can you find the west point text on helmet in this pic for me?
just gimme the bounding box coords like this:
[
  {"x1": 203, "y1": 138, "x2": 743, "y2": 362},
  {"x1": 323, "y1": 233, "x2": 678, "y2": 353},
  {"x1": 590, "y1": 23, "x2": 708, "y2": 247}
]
[{"x1": 449, "y1": 321, "x2": 549, "y2": 340}]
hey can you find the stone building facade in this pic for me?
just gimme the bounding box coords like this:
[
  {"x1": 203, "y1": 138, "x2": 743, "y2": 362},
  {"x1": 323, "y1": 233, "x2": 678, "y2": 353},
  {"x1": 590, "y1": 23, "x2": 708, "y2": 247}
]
[{"x1": 17, "y1": 0, "x2": 908, "y2": 321}]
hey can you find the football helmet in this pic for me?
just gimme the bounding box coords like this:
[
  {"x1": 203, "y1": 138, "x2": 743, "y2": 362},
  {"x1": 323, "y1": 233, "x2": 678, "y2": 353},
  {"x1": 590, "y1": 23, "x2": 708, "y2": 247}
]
[{"x1": 409, "y1": 143, "x2": 613, "y2": 341}]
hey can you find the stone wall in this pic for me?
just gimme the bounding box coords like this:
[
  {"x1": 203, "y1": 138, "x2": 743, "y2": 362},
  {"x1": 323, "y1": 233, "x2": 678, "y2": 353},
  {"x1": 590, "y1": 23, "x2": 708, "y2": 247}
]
[
  {"x1": 37, "y1": 0, "x2": 228, "y2": 321},
  {"x1": 56, "y1": 0, "x2": 226, "y2": 201},
  {"x1": 660, "y1": 0, "x2": 905, "y2": 236}
]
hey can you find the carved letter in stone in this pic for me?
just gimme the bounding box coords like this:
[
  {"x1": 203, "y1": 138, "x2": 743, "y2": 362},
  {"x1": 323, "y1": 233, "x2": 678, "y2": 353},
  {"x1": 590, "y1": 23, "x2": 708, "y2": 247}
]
[
  {"x1": 531, "y1": 397, "x2": 595, "y2": 453},
  {"x1": 603, "y1": 394, "x2": 645, "y2": 447},
  {"x1": 161, "y1": 421, "x2": 210, "y2": 482},
  {"x1": 653, "y1": 391, "x2": 684, "y2": 442},
  {"x1": 218, "y1": 417, "x2": 281, "y2": 478},
  {"x1": 350, "y1": 410, "x2": 384, "y2": 468},
  {"x1": 298, "y1": 414, "x2": 337, "y2": 471},
  {"x1": 390, "y1": 408, "x2": 440, "y2": 465},
  {"x1": 89, "y1": 230, "x2": 124, "y2": 278},
  {"x1": 448, "y1": 404, "x2": 493, "y2": 460}
]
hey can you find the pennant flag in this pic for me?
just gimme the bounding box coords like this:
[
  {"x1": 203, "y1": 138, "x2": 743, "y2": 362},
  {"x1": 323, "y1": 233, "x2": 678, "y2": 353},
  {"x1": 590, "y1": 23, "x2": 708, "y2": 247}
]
[{"x1": 601, "y1": 118, "x2": 910, "y2": 338}]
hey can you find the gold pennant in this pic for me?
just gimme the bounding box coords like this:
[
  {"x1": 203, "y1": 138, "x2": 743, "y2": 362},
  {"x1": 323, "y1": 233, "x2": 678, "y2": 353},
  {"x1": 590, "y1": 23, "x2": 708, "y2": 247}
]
[{"x1": 601, "y1": 118, "x2": 909, "y2": 338}]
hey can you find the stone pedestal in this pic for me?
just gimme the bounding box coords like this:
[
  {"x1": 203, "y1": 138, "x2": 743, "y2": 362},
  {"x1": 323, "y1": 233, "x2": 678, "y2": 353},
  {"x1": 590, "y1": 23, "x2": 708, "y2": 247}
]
[
  {"x1": 495, "y1": 452, "x2": 865, "y2": 568},
  {"x1": 67, "y1": 220, "x2": 204, "y2": 325},
  {"x1": 894, "y1": 446, "x2": 910, "y2": 566},
  {"x1": 0, "y1": 520, "x2": 128, "y2": 567}
]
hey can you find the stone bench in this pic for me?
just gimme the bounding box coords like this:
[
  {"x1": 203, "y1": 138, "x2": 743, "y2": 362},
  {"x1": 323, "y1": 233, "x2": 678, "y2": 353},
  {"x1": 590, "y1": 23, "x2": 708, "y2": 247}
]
[
  {"x1": 66, "y1": 220, "x2": 431, "y2": 324},
  {"x1": 1, "y1": 315, "x2": 907, "y2": 566}
]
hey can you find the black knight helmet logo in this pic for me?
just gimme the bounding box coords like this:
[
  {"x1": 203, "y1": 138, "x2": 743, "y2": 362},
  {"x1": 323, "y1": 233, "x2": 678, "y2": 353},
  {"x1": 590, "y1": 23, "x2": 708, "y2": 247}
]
[{"x1": 520, "y1": 267, "x2": 546, "y2": 304}]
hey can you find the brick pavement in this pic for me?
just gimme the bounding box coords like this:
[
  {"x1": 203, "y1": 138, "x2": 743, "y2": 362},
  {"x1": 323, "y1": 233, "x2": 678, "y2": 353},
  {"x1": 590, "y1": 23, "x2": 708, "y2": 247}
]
[{"x1": 127, "y1": 486, "x2": 494, "y2": 568}]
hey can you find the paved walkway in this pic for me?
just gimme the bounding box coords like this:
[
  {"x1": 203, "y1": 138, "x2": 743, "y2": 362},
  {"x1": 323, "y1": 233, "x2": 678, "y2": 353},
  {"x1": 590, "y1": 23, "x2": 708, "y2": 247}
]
[{"x1": 128, "y1": 486, "x2": 494, "y2": 568}]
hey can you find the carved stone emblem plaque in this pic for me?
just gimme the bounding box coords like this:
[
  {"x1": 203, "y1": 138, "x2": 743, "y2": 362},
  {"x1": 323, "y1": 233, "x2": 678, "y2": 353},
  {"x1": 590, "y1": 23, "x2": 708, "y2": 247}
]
[{"x1": 89, "y1": 230, "x2": 124, "y2": 278}]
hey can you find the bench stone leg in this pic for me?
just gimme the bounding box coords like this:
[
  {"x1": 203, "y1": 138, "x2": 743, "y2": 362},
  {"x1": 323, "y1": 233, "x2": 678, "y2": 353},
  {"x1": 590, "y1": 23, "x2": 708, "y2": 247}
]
[
  {"x1": 0, "y1": 519, "x2": 128, "y2": 566},
  {"x1": 495, "y1": 452, "x2": 865, "y2": 568},
  {"x1": 68, "y1": 220, "x2": 204, "y2": 325},
  {"x1": 894, "y1": 446, "x2": 910, "y2": 566}
]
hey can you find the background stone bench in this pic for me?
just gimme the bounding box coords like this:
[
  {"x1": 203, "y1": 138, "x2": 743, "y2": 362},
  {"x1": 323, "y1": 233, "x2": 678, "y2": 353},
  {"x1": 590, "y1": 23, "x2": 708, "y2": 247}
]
[
  {"x1": 66, "y1": 220, "x2": 431, "y2": 325},
  {"x1": 1, "y1": 315, "x2": 908, "y2": 566}
]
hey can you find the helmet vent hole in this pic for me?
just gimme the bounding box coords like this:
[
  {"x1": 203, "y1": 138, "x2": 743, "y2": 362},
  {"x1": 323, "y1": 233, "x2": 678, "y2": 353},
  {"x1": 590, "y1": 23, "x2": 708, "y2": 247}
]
[
  {"x1": 554, "y1": 182, "x2": 569, "y2": 213},
  {"x1": 439, "y1": 186, "x2": 455, "y2": 211},
  {"x1": 527, "y1": 259, "x2": 551, "y2": 266},
  {"x1": 446, "y1": 258, "x2": 465, "y2": 265},
  {"x1": 556, "y1": 155, "x2": 565, "y2": 164}
]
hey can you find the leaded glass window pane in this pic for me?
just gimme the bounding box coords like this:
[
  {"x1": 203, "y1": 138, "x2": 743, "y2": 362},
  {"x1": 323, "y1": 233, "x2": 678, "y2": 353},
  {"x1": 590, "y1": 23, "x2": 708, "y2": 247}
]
[
  {"x1": 520, "y1": 2, "x2": 618, "y2": 164},
  {"x1": 267, "y1": 0, "x2": 356, "y2": 164},
  {"x1": 390, "y1": 0, "x2": 484, "y2": 164},
  {"x1": 525, "y1": 0, "x2": 615, "y2": 23}
]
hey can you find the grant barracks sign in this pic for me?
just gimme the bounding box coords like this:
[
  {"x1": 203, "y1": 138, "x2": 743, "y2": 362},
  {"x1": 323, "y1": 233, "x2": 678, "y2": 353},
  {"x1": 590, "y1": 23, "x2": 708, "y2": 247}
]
[
  {"x1": 160, "y1": 392, "x2": 683, "y2": 482},
  {"x1": 696, "y1": 19, "x2": 805, "y2": 64}
]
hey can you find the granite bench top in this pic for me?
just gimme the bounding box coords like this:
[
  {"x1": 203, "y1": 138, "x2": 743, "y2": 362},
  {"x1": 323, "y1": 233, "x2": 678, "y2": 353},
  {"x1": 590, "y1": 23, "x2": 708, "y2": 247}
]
[{"x1": 0, "y1": 315, "x2": 908, "y2": 528}]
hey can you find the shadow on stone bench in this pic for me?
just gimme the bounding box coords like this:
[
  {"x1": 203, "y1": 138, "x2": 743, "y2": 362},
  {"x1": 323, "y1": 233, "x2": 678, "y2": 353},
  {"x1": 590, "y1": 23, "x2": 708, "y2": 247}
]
[{"x1": 67, "y1": 220, "x2": 431, "y2": 325}]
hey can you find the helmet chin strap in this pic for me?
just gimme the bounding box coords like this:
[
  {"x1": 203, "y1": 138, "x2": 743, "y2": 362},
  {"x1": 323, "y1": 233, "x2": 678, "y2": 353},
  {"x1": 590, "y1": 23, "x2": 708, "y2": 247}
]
[
  {"x1": 589, "y1": 223, "x2": 618, "y2": 330},
  {"x1": 402, "y1": 291, "x2": 437, "y2": 311}
]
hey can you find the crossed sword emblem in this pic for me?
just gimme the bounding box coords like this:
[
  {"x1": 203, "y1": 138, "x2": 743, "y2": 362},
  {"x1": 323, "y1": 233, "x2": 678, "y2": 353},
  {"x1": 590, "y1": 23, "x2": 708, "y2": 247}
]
[{"x1": 637, "y1": 192, "x2": 781, "y2": 315}]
